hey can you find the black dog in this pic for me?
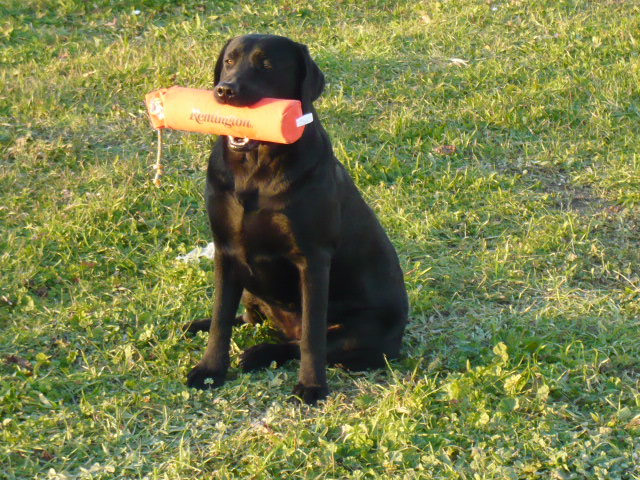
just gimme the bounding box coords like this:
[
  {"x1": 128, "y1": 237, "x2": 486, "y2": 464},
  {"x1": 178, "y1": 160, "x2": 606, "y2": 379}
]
[{"x1": 186, "y1": 34, "x2": 408, "y2": 404}]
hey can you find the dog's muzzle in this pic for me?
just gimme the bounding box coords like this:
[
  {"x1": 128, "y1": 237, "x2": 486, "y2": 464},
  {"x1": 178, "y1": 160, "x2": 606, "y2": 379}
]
[{"x1": 228, "y1": 136, "x2": 259, "y2": 152}]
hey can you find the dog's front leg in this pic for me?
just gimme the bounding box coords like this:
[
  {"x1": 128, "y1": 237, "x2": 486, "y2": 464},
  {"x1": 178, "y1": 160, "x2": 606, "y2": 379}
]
[
  {"x1": 187, "y1": 252, "x2": 242, "y2": 389},
  {"x1": 292, "y1": 253, "x2": 330, "y2": 404}
]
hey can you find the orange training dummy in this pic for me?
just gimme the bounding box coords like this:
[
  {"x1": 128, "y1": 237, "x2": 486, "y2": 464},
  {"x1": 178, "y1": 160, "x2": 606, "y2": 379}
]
[{"x1": 145, "y1": 86, "x2": 313, "y2": 144}]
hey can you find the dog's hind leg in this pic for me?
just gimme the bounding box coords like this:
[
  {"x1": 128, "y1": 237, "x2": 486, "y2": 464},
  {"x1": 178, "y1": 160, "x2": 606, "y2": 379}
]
[{"x1": 324, "y1": 309, "x2": 405, "y2": 371}]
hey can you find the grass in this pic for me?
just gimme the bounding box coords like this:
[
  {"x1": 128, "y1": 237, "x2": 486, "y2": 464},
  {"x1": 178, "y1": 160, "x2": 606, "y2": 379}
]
[{"x1": 1, "y1": 0, "x2": 639, "y2": 478}]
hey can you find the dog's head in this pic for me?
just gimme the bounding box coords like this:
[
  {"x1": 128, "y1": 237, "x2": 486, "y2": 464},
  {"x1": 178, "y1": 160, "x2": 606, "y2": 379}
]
[{"x1": 213, "y1": 34, "x2": 325, "y2": 151}]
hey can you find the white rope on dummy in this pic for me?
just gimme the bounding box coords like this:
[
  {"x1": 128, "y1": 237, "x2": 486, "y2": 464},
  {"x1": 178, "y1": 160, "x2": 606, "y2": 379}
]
[{"x1": 153, "y1": 128, "x2": 164, "y2": 187}]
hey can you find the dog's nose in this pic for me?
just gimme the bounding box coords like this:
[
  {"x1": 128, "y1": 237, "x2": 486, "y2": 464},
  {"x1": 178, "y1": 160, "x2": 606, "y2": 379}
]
[{"x1": 215, "y1": 83, "x2": 237, "y2": 102}]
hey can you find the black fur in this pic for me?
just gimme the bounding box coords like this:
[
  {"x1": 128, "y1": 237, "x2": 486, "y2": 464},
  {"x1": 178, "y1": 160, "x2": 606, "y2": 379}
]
[{"x1": 186, "y1": 34, "x2": 408, "y2": 404}]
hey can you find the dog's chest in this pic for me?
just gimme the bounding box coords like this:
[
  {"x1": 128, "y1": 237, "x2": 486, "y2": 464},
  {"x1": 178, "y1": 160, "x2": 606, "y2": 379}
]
[
  {"x1": 212, "y1": 189, "x2": 297, "y2": 260},
  {"x1": 241, "y1": 202, "x2": 295, "y2": 256},
  {"x1": 211, "y1": 190, "x2": 301, "y2": 302}
]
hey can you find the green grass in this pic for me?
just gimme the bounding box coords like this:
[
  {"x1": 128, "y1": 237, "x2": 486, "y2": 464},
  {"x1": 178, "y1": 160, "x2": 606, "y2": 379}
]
[{"x1": 1, "y1": 0, "x2": 639, "y2": 478}]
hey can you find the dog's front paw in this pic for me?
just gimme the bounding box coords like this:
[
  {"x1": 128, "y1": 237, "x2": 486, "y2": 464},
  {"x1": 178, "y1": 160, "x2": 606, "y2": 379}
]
[
  {"x1": 186, "y1": 364, "x2": 226, "y2": 390},
  {"x1": 291, "y1": 383, "x2": 329, "y2": 405}
]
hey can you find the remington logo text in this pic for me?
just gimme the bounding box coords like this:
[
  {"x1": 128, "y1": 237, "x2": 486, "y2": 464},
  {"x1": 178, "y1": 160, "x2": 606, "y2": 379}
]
[{"x1": 190, "y1": 109, "x2": 253, "y2": 128}]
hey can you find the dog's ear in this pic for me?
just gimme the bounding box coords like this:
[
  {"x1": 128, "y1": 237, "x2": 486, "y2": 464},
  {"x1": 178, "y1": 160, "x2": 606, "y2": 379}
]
[
  {"x1": 214, "y1": 39, "x2": 233, "y2": 86},
  {"x1": 297, "y1": 43, "x2": 325, "y2": 108}
]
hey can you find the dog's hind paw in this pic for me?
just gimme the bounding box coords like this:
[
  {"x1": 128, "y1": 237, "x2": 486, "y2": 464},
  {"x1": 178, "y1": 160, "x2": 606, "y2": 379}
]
[
  {"x1": 240, "y1": 343, "x2": 299, "y2": 372},
  {"x1": 184, "y1": 316, "x2": 244, "y2": 335},
  {"x1": 291, "y1": 383, "x2": 328, "y2": 405},
  {"x1": 183, "y1": 318, "x2": 212, "y2": 334},
  {"x1": 186, "y1": 365, "x2": 226, "y2": 390}
]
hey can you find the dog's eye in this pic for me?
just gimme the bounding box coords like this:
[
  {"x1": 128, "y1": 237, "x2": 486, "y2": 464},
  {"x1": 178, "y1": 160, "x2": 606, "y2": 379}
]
[
  {"x1": 261, "y1": 59, "x2": 272, "y2": 70},
  {"x1": 224, "y1": 58, "x2": 234, "y2": 67}
]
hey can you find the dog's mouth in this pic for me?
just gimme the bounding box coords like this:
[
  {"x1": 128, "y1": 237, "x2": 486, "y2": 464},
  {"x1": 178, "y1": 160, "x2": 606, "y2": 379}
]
[{"x1": 227, "y1": 136, "x2": 259, "y2": 152}]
